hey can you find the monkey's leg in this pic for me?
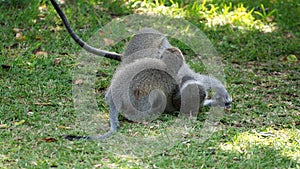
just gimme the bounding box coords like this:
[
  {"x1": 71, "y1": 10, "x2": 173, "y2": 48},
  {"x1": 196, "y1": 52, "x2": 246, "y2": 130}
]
[
  {"x1": 108, "y1": 98, "x2": 119, "y2": 132},
  {"x1": 87, "y1": 93, "x2": 119, "y2": 140},
  {"x1": 180, "y1": 82, "x2": 206, "y2": 117},
  {"x1": 63, "y1": 94, "x2": 119, "y2": 140}
]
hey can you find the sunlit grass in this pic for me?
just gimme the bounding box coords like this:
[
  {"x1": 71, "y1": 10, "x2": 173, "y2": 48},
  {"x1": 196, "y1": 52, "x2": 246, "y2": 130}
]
[
  {"x1": 219, "y1": 128, "x2": 300, "y2": 163},
  {"x1": 131, "y1": 0, "x2": 277, "y2": 33},
  {"x1": 131, "y1": 0, "x2": 185, "y2": 18},
  {"x1": 205, "y1": 3, "x2": 277, "y2": 33}
]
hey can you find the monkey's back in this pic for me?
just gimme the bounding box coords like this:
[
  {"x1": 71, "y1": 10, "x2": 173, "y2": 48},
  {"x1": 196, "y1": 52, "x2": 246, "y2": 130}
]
[
  {"x1": 129, "y1": 68, "x2": 179, "y2": 113},
  {"x1": 123, "y1": 28, "x2": 172, "y2": 60},
  {"x1": 109, "y1": 57, "x2": 179, "y2": 122}
]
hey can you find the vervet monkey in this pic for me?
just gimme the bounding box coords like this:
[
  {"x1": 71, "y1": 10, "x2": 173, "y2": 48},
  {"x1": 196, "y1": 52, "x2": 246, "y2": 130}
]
[{"x1": 50, "y1": 0, "x2": 231, "y2": 140}]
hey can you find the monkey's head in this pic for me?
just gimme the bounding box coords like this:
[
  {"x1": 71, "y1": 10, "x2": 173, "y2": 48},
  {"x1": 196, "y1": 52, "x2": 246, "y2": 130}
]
[{"x1": 214, "y1": 88, "x2": 232, "y2": 108}]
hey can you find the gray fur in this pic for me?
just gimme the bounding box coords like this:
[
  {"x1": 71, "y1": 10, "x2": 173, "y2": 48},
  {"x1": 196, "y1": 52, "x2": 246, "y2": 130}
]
[
  {"x1": 123, "y1": 28, "x2": 172, "y2": 58},
  {"x1": 100, "y1": 29, "x2": 231, "y2": 139},
  {"x1": 124, "y1": 28, "x2": 231, "y2": 109},
  {"x1": 108, "y1": 57, "x2": 178, "y2": 122},
  {"x1": 53, "y1": 4, "x2": 232, "y2": 139},
  {"x1": 96, "y1": 45, "x2": 184, "y2": 139},
  {"x1": 178, "y1": 63, "x2": 232, "y2": 107},
  {"x1": 179, "y1": 80, "x2": 206, "y2": 117},
  {"x1": 72, "y1": 28, "x2": 231, "y2": 140}
]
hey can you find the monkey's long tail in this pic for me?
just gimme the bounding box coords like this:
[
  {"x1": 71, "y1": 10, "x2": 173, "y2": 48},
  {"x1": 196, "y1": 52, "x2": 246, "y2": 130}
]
[
  {"x1": 50, "y1": 0, "x2": 122, "y2": 61},
  {"x1": 63, "y1": 130, "x2": 114, "y2": 140}
]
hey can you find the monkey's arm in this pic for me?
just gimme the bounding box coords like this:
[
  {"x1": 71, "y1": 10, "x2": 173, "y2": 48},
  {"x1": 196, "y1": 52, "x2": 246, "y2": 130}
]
[
  {"x1": 50, "y1": 0, "x2": 121, "y2": 61},
  {"x1": 180, "y1": 81, "x2": 206, "y2": 117}
]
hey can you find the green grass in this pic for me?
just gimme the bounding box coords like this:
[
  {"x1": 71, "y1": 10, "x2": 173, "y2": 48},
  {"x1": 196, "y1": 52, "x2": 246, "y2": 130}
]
[{"x1": 1, "y1": 0, "x2": 299, "y2": 168}]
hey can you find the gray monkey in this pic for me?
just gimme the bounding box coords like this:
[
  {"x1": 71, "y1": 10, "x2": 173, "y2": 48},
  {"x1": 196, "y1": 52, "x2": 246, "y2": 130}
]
[
  {"x1": 123, "y1": 27, "x2": 231, "y2": 108},
  {"x1": 50, "y1": 0, "x2": 231, "y2": 140}
]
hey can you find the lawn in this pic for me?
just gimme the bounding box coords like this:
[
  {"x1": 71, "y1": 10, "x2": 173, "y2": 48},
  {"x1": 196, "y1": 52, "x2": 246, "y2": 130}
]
[{"x1": 0, "y1": 0, "x2": 299, "y2": 168}]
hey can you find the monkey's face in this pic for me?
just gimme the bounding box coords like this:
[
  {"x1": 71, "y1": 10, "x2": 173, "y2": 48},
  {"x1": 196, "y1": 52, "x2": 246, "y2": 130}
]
[{"x1": 214, "y1": 89, "x2": 232, "y2": 108}]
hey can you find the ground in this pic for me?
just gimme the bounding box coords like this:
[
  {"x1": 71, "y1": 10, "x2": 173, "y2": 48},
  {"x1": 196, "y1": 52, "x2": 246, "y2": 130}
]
[{"x1": 0, "y1": 0, "x2": 299, "y2": 168}]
